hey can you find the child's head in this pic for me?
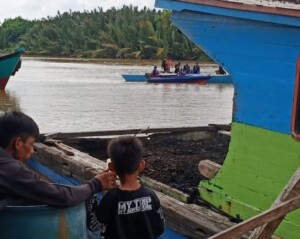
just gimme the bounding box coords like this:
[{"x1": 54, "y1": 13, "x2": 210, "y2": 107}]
[
  {"x1": 107, "y1": 136, "x2": 144, "y2": 176},
  {"x1": 0, "y1": 111, "x2": 39, "y2": 161}
]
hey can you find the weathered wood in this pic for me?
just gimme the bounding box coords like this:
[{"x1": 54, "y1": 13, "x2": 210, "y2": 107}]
[
  {"x1": 140, "y1": 176, "x2": 192, "y2": 203},
  {"x1": 44, "y1": 126, "x2": 219, "y2": 140},
  {"x1": 178, "y1": 0, "x2": 300, "y2": 18},
  {"x1": 208, "y1": 195, "x2": 300, "y2": 239},
  {"x1": 209, "y1": 123, "x2": 231, "y2": 131},
  {"x1": 198, "y1": 160, "x2": 222, "y2": 179},
  {"x1": 32, "y1": 142, "x2": 234, "y2": 239},
  {"x1": 249, "y1": 167, "x2": 300, "y2": 239},
  {"x1": 156, "y1": 191, "x2": 234, "y2": 238}
]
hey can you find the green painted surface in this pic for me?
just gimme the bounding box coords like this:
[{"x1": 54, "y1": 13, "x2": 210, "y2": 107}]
[{"x1": 199, "y1": 122, "x2": 300, "y2": 238}]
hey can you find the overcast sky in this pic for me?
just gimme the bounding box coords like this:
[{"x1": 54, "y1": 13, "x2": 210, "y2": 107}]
[{"x1": 0, "y1": 0, "x2": 156, "y2": 23}]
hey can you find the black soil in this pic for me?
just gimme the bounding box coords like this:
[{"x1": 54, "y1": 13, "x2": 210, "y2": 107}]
[
  {"x1": 141, "y1": 133, "x2": 230, "y2": 194},
  {"x1": 74, "y1": 132, "x2": 230, "y2": 194}
]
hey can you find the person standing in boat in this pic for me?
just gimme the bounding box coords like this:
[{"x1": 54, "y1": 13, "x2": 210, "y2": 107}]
[
  {"x1": 0, "y1": 111, "x2": 117, "y2": 207},
  {"x1": 174, "y1": 62, "x2": 181, "y2": 74},
  {"x1": 192, "y1": 62, "x2": 200, "y2": 74},
  {"x1": 166, "y1": 57, "x2": 173, "y2": 73},
  {"x1": 96, "y1": 136, "x2": 165, "y2": 239},
  {"x1": 161, "y1": 57, "x2": 167, "y2": 73}
]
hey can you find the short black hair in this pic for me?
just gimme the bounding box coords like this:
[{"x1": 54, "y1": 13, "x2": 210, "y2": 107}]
[
  {"x1": 0, "y1": 111, "x2": 40, "y2": 148},
  {"x1": 108, "y1": 136, "x2": 143, "y2": 175}
]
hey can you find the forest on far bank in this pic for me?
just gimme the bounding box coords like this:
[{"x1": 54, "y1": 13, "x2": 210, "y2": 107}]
[{"x1": 0, "y1": 5, "x2": 211, "y2": 61}]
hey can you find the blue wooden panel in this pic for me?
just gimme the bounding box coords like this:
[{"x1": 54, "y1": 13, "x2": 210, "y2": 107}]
[
  {"x1": 166, "y1": 10, "x2": 300, "y2": 134},
  {"x1": 155, "y1": 0, "x2": 300, "y2": 27}
]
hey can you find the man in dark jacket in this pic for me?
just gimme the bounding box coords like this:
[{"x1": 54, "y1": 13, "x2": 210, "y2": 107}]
[{"x1": 0, "y1": 111, "x2": 116, "y2": 207}]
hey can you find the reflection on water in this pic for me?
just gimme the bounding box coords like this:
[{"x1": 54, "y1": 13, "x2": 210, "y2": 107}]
[
  {"x1": 0, "y1": 91, "x2": 20, "y2": 112},
  {"x1": 5, "y1": 58, "x2": 234, "y2": 133}
]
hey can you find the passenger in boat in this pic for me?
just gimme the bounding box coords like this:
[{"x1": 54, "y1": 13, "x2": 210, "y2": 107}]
[
  {"x1": 174, "y1": 62, "x2": 181, "y2": 74},
  {"x1": 192, "y1": 62, "x2": 200, "y2": 74},
  {"x1": 0, "y1": 111, "x2": 117, "y2": 207},
  {"x1": 161, "y1": 57, "x2": 167, "y2": 73},
  {"x1": 178, "y1": 68, "x2": 185, "y2": 76},
  {"x1": 96, "y1": 136, "x2": 165, "y2": 239},
  {"x1": 183, "y1": 63, "x2": 190, "y2": 74},
  {"x1": 166, "y1": 57, "x2": 173, "y2": 73},
  {"x1": 151, "y1": 65, "x2": 160, "y2": 76},
  {"x1": 215, "y1": 65, "x2": 226, "y2": 75}
]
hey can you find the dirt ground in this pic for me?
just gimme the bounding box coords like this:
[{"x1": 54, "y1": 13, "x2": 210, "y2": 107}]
[{"x1": 141, "y1": 133, "x2": 230, "y2": 194}]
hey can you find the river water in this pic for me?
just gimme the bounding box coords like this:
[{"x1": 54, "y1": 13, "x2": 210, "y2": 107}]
[{"x1": 0, "y1": 57, "x2": 234, "y2": 134}]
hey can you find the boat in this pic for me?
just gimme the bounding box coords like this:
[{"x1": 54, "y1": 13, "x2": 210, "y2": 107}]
[
  {"x1": 121, "y1": 74, "x2": 147, "y2": 82},
  {"x1": 123, "y1": 73, "x2": 232, "y2": 83},
  {"x1": 155, "y1": 0, "x2": 300, "y2": 238},
  {"x1": 0, "y1": 48, "x2": 25, "y2": 90},
  {"x1": 29, "y1": 126, "x2": 235, "y2": 239},
  {"x1": 146, "y1": 73, "x2": 211, "y2": 83}
]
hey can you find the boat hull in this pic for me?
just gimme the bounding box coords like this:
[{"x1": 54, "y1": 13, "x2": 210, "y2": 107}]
[
  {"x1": 155, "y1": 0, "x2": 300, "y2": 238},
  {"x1": 146, "y1": 74, "x2": 211, "y2": 83},
  {"x1": 0, "y1": 48, "x2": 25, "y2": 90},
  {"x1": 123, "y1": 74, "x2": 232, "y2": 83},
  {"x1": 121, "y1": 74, "x2": 147, "y2": 82}
]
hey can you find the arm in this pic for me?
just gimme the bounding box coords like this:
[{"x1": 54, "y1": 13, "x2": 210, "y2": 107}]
[{"x1": 0, "y1": 159, "x2": 115, "y2": 207}]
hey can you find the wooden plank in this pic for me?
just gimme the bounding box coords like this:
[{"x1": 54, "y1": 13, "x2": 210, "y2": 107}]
[
  {"x1": 177, "y1": 0, "x2": 300, "y2": 18},
  {"x1": 208, "y1": 195, "x2": 300, "y2": 239},
  {"x1": 248, "y1": 167, "x2": 300, "y2": 239},
  {"x1": 140, "y1": 176, "x2": 192, "y2": 203},
  {"x1": 43, "y1": 126, "x2": 218, "y2": 140},
  {"x1": 156, "y1": 191, "x2": 234, "y2": 238},
  {"x1": 198, "y1": 160, "x2": 222, "y2": 179}
]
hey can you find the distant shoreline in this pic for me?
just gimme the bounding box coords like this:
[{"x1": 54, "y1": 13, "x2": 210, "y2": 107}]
[{"x1": 22, "y1": 55, "x2": 216, "y2": 66}]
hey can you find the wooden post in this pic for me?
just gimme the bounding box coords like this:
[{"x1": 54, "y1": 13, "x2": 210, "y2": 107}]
[
  {"x1": 208, "y1": 166, "x2": 300, "y2": 239},
  {"x1": 248, "y1": 167, "x2": 300, "y2": 239},
  {"x1": 207, "y1": 195, "x2": 300, "y2": 239}
]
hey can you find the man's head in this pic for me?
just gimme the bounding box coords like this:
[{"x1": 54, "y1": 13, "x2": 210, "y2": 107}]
[
  {"x1": 0, "y1": 111, "x2": 39, "y2": 162},
  {"x1": 107, "y1": 136, "x2": 144, "y2": 176}
]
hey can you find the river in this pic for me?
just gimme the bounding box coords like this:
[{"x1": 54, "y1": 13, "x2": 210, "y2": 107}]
[{"x1": 0, "y1": 57, "x2": 234, "y2": 134}]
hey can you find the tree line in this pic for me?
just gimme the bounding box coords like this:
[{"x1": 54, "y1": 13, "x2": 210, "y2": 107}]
[{"x1": 0, "y1": 6, "x2": 210, "y2": 60}]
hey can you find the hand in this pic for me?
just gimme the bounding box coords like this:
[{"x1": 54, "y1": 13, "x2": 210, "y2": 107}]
[{"x1": 95, "y1": 169, "x2": 117, "y2": 191}]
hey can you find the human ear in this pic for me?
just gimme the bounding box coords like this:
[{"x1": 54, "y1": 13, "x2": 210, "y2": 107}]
[
  {"x1": 139, "y1": 160, "x2": 145, "y2": 172},
  {"x1": 108, "y1": 162, "x2": 116, "y2": 172},
  {"x1": 13, "y1": 137, "x2": 23, "y2": 151}
]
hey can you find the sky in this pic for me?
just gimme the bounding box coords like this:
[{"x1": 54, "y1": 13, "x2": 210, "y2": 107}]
[{"x1": 0, "y1": 0, "x2": 156, "y2": 23}]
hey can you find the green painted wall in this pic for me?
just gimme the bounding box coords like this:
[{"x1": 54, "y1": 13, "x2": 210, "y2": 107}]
[{"x1": 199, "y1": 122, "x2": 300, "y2": 238}]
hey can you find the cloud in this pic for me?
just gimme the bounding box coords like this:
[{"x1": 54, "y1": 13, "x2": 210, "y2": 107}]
[{"x1": 0, "y1": 0, "x2": 155, "y2": 22}]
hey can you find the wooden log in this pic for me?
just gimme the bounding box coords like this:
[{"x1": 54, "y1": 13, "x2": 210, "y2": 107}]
[
  {"x1": 140, "y1": 176, "x2": 192, "y2": 203},
  {"x1": 248, "y1": 167, "x2": 300, "y2": 239},
  {"x1": 43, "y1": 126, "x2": 218, "y2": 140},
  {"x1": 198, "y1": 160, "x2": 222, "y2": 179},
  {"x1": 208, "y1": 195, "x2": 300, "y2": 239}
]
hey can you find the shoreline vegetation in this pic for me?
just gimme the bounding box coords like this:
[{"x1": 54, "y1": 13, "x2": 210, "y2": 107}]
[
  {"x1": 24, "y1": 56, "x2": 216, "y2": 66},
  {"x1": 0, "y1": 5, "x2": 211, "y2": 62}
]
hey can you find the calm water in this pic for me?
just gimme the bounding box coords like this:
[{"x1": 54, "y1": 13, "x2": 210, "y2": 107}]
[{"x1": 0, "y1": 57, "x2": 234, "y2": 134}]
